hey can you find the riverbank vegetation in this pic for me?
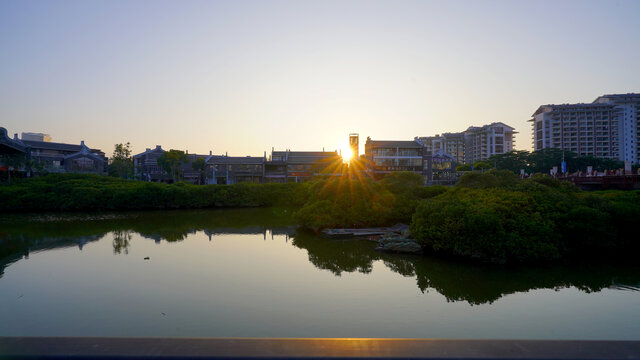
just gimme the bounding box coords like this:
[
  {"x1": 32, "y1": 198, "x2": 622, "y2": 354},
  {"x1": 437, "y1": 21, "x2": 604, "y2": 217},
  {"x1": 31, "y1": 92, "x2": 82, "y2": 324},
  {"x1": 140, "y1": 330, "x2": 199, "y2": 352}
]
[
  {"x1": 411, "y1": 170, "x2": 640, "y2": 263},
  {"x1": 0, "y1": 174, "x2": 307, "y2": 211},
  {"x1": 294, "y1": 172, "x2": 446, "y2": 230},
  {"x1": 2, "y1": 171, "x2": 639, "y2": 264}
]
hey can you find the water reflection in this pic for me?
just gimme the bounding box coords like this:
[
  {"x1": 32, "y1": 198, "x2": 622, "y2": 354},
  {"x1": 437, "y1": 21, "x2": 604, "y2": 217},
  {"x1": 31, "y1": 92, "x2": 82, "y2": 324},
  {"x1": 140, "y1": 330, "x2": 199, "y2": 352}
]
[
  {"x1": 291, "y1": 229, "x2": 640, "y2": 304},
  {"x1": 1, "y1": 208, "x2": 639, "y2": 305},
  {"x1": 112, "y1": 230, "x2": 132, "y2": 255}
]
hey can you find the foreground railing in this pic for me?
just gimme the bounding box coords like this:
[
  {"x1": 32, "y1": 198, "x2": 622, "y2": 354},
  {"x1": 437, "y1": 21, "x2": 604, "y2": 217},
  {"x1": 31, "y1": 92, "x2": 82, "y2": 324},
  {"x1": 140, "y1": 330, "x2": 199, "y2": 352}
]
[{"x1": 1, "y1": 337, "x2": 639, "y2": 359}]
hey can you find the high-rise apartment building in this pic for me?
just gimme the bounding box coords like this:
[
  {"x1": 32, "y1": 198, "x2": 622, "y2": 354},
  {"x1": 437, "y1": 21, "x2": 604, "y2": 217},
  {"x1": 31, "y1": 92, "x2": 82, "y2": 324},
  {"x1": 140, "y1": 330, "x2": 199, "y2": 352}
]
[
  {"x1": 416, "y1": 132, "x2": 466, "y2": 164},
  {"x1": 416, "y1": 122, "x2": 516, "y2": 164},
  {"x1": 530, "y1": 93, "x2": 639, "y2": 164}
]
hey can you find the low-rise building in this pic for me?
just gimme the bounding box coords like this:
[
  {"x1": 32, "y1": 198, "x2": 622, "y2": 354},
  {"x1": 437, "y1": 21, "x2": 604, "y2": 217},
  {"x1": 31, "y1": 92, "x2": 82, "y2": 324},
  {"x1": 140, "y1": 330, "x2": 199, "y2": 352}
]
[
  {"x1": 364, "y1": 138, "x2": 424, "y2": 180},
  {"x1": 0, "y1": 127, "x2": 107, "y2": 175},
  {"x1": 206, "y1": 154, "x2": 265, "y2": 184},
  {"x1": 0, "y1": 128, "x2": 27, "y2": 156},
  {"x1": 133, "y1": 145, "x2": 168, "y2": 182},
  {"x1": 364, "y1": 137, "x2": 457, "y2": 184},
  {"x1": 268, "y1": 150, "x2": 341, "y2": 183}
]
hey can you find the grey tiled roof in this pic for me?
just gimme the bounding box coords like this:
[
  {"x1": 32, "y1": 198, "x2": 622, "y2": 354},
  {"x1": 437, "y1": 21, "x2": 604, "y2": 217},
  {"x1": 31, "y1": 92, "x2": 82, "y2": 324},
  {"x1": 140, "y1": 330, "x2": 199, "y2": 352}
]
[{"x1": 22, "y1": 140, "x2": 103, "y2": 154}]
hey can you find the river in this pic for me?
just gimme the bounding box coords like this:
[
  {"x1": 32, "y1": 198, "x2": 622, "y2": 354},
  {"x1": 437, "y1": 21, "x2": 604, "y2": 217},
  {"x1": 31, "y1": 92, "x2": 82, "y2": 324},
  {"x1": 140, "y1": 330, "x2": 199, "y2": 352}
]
[{"x1": 1, "y1": 208, "x2": 639, "y2": 339}]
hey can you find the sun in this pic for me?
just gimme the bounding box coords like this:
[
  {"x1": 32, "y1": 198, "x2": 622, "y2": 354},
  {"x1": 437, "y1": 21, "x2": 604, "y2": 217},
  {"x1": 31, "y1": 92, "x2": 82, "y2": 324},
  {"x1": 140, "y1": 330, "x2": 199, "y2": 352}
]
[{"x1": 340, "y1": 146, "x2": 353, "y2": 163}]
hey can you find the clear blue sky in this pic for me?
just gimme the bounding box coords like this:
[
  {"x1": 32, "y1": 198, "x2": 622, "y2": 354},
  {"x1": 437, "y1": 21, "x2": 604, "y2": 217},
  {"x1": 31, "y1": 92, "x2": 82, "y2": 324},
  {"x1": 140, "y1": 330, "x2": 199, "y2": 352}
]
[{"x1": 1, "y1": 0, "x2": 639, "y2": 157}]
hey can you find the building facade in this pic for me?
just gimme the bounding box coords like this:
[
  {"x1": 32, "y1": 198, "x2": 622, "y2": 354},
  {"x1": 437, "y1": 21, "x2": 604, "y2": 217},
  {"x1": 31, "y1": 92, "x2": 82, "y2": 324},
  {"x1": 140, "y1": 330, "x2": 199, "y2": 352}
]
[
  {"x1": 417, "y1": 122, "x2": 516, "y2": 165},
  {"x1": 416, "y1": 132, "x2": 466, "y2": 164},
  {"x1": 363, "y1": 137, "x2": 456, "y2": 184},
  {"x1": 593, "y1": 93, "x2": 639, "y2": 164},
  {"x1": 463, "y1": 122, "x2": 516, "y2": 164},
  {"x1": 531, "y1": 93, "x2": 639, "y2": 164},
  {"x1": 364, "y1": 138, "x2": 424, "y2": 180},
  {"x1": 133, "y1": 145, "x2": 168, "y2": 182},
  {"x1": 268, "y1": 150, "x2": 342, "y2": 183},
  {"x1": 0, "y1": 128, "x2": 107, "y2": 175},
  {"x1": 206, "y1": 154, "x2": 265, "y2": 184}
]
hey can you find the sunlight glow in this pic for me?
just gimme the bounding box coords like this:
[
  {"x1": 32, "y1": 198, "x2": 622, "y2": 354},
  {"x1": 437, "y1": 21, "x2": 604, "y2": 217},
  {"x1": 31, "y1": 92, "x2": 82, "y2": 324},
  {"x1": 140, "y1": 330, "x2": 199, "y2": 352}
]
[{"x1": 340, "y1": 146, "x2": 353, "y2": 163}]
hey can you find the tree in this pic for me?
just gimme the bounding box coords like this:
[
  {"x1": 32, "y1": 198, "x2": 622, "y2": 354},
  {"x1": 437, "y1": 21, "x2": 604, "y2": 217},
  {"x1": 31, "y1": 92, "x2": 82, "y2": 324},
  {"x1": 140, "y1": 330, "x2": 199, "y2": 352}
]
[
  {"x1": 191, "y1": 157, "x2": 206, "y2": 185},
  {"x1": 157, "y1": 149, "x2": 188, "y2": 183},
  {"x1": 487, "y1": 150, "x2": 530, "y2": 173},
  {"x1": 109, "y1": 143, "x2": 133, "y2": 179},
  {"x1": 473, "y1": 161, "x2": 493, "y2": 170},
  {"x1": 1, "y1": 153, "x2": 26, "y2": 183}
]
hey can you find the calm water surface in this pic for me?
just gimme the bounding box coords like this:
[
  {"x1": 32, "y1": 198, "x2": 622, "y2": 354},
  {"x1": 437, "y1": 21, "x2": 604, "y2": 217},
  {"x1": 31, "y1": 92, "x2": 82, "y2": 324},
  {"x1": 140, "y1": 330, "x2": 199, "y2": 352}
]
[{"x1": 1, "y1": 208, "x2": 639, "y2": 339}]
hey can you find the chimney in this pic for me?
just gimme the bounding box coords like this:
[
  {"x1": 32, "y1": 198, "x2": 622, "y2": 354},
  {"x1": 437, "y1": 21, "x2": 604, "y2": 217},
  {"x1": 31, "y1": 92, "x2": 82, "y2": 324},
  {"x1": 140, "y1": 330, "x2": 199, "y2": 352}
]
[
  {"x1": 146, "y1": 148, "x2": 151, "y2": 151},
  {"x1": 209, "y1": 150, "x2": 212, "y2": 156},
  {"x1": 13, "y1": 133, "x2": 18, "y2": 140},
  {"x1": 186, "y1": 149, "x2": 188, "y2": 154},
  {"x1": 156, "y1": 145, "x2": 161, "y2": 150},
  {"x1": 225, "y1": 152, "x2": 228, "y2": 157},
  {"x1": 81, "y1": 140, "x2": 85, "y2": 147}
]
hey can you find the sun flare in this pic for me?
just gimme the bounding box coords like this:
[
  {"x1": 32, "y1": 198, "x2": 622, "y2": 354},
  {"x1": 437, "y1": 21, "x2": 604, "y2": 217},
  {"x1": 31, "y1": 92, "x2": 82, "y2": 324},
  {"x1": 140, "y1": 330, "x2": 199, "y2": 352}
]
[{"x1": 340, "y1": 146, "x2": 353, "y2": 163}]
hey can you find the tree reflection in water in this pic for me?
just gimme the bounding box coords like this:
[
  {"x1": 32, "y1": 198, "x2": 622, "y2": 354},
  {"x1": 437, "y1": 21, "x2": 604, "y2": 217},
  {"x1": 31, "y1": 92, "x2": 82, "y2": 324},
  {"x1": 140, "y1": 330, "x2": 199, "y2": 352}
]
[
  {"x1": 291, "y1": 229, "x2": 640, "y2": 305},
  {"x1": 1, "y1": 208, "x2": 639, "y2": 305},
  {"x1": 112, "y1": 230, "x2": 132, "y2": 255}
]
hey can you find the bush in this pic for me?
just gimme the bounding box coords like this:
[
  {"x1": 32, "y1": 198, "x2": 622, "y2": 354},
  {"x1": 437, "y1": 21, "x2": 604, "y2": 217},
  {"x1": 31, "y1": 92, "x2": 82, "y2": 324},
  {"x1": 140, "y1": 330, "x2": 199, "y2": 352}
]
[
  {"x1": 293, "y1": 172, "x2": 447, "y2": 231},
  {"x1": 411, "y1": 171, "x2": 640, "y2": 263},
  {"x1": 0, "y1": 174, "x2": 307, "y2": 212}
]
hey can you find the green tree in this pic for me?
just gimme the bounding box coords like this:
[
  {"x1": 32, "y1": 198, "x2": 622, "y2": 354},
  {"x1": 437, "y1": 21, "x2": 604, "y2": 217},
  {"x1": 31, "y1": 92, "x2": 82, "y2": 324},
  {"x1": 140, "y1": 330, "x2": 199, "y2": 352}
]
[
  {"x1": 473, "y1": 161, "x2": 493, "y2": 170},
  {"x1": 108, "y1": 142, "x2": 133, "y2": 179},
  {"x1": 487, "y1": 150, "x2": 530, "y2": 173},
  {"x1": 1, "y1": 153, "x2": 26, "y2": 183},
  {"x1": 191, "y1": 157, "x2": 207, "y2": 185},
  {"x1": 157, "y1": 149, "x2": 188, "y2": 183},
  {"x1": 456, "y1": 164, "x2": 472, "y2": 171}
]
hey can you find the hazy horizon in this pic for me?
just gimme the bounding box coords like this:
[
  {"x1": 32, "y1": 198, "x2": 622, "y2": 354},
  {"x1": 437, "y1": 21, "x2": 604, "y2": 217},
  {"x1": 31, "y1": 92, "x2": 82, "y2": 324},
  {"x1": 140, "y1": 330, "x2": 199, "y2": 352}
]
[{"x1": 1, "y1": 0, "x2": 639, "y2": 157}]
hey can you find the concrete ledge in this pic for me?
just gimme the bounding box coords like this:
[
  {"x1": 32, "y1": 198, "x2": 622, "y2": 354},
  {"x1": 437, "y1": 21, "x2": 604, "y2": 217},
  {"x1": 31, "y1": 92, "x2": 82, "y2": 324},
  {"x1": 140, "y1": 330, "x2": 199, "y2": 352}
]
[{"x1": 1, "y1": 337, "x2": 640, "y2": 359}]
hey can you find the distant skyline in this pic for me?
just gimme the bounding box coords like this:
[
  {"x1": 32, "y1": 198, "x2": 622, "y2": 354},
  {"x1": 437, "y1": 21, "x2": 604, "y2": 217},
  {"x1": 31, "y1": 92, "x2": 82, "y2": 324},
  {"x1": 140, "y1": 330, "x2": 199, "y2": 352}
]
[{"x1": 1, "y1": 0, "x2": 639, "y2": 157}]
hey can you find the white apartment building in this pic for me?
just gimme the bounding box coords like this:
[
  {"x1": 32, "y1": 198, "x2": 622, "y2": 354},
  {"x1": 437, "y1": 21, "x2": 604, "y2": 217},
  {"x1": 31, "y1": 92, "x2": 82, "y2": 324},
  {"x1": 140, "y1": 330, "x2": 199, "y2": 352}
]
[
  {"x1": 416, "y1": 133, "x2": 466, "y2": 164},
  {"x1": 593, "y1": 93, "x2": 639, "y2": 164},
  {"x1": 531, "y1": 93, "x2": 639, "y2": 164},
  {"x1": 416, "y1": 122, "x2": 516, "y2": 164}
]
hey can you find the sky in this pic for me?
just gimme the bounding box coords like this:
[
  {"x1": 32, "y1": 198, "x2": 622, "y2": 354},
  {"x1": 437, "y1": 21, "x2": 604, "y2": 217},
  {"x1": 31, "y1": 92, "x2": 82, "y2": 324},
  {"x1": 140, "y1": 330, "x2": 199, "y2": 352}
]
[{"x1": 1, "y1": 0, "x2": 639, "y2": 157}]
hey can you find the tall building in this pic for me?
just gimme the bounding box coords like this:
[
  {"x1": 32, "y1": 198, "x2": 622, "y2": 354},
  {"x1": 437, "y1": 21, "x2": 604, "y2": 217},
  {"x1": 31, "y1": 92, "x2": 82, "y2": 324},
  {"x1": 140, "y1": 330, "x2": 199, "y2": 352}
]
[
  {"x1": 593, "y1": 93, "x2": 640, "y2": 164},
  {"x1": 416, "y1": 122, "x2": 516, "y2": 164},
  {"x1": 530, "y1": 93, "x2": 639, "y2": 164},
  {"x1": 349, "y1": 133, "x2": 359, "y2": 159},
  {"x1": 416, "y1": 132, "x2": 466, "y2": 164},
  {"x1": 464, "y1": 122, "x2": 516, "y2": 164}
]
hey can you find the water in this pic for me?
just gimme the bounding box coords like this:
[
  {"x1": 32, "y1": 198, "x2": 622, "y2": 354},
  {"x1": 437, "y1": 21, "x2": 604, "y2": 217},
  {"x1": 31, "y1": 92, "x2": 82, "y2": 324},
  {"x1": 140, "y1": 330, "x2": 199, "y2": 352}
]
[{"x1": 1, "y1": 208, "x2": 639, "y2": 339}]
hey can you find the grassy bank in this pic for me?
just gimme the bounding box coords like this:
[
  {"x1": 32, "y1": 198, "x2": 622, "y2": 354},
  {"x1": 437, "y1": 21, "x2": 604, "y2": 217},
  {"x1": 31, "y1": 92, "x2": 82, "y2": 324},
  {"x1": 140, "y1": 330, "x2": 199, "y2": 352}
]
[{"x1": 0, "y1": 174, "x2": 308, "y2": 212}]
